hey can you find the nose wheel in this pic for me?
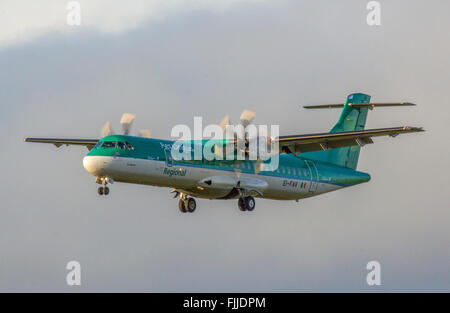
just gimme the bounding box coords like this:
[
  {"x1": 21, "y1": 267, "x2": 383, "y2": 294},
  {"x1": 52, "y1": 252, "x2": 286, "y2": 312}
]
[
  {"x1": 238, "y1": 196, "x2": 255, "y2": 211},
  {"x1": 98, "y1": 186, "x2": 109, "y2": 196}
]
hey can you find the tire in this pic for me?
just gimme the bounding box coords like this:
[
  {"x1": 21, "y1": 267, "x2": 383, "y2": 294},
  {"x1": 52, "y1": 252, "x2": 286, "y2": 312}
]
[
  {"x1": 187, "y1": 198, "x2": 197, "y2": 213},
  {"x1": 245, "y1": 196, "x2": 255, "y2": 211},
  {"x1": 238, "y1": 198, "x2": 246, "y2": 211},
  {"x1": 104, "y1": 187, "x2": 110, "y2": 196},
  {"x1": 98, "y1": 187, "x2": 104, "y2": 195},
  {"x1": 178, "y1": 199, "x2": 187, "y2": 213}
]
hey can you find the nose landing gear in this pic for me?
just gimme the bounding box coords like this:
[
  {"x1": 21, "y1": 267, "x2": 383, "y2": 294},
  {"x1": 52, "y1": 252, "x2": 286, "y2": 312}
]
[
  {"x1": 97, "y1": 186, "x2": 109, "y2": 196},
  {"x1": 96, "y1": 177, "x2": 112, "y2": 196}
]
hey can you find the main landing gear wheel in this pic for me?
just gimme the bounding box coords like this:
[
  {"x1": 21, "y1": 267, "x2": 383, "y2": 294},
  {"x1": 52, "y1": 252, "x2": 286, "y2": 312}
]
[
  {"x1": 245, "y1": 196, "x2": 255, "y2": 211},
  {"x1": 187, "y1": 198, "x2": 196, "y2": 213},
  {"x1": 178, "y1": 199, "x2": 187, "y2": 213},
  {"x1": 178, "y1": 197, "x2": 197, "y2": 213},
  {"x1": 97, "y1": 186, "x2": 109, "y2": 196},
  {"x1": 238, "y1": 196, "x2": 255, "y2": 211},
  {"x1": 238, "y1": 198, "x2": 246, "y2": 211}
]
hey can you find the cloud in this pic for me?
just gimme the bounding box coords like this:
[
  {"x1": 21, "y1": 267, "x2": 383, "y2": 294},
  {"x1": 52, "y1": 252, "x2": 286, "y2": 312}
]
[{"x1": 0, "y1": 0, "x2": 266, "y2": 49}]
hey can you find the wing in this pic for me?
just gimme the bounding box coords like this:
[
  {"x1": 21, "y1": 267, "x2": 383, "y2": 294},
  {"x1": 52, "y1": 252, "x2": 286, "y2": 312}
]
[
  {"x1": 276, "y1": 126, "x2": 424, "y2": 154},
  {"x1": 24, "y1": 138, "x2": 99, "y2": 150}
]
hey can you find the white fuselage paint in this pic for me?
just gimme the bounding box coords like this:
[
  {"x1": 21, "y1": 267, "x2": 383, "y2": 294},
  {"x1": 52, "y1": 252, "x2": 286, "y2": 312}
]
[{"x1": 83, "y1": 156, "x2": 342, "y2": 200}]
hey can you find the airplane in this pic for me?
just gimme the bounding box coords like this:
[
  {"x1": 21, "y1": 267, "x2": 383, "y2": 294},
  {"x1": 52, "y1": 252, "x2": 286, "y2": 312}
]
[{"x1": 25, "y1": 93, "x2": 424, "y2": 213}]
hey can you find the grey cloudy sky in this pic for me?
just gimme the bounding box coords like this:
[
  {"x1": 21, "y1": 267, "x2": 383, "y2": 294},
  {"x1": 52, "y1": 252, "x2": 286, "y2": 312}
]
[{"x1": 0, "y1": 0, "x2": 449, "y2": 292}]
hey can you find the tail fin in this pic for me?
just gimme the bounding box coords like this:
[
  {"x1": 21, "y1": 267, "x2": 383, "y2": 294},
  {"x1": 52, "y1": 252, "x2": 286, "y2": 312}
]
[
  {"x1": 301, "y1": 93, "x2": 371, "y2": 169},
  {"x1": 328, "y1": 93, "x2": 370, "y2": 169}
]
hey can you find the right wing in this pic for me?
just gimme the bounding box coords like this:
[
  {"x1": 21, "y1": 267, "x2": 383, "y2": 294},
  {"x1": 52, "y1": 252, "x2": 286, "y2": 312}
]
[
  {"x1": 276, "y1": 126, "x2": 424, "y2": 154},
  {"x1": 24, "y1": 138, "x2": 99, "y2": 150}
]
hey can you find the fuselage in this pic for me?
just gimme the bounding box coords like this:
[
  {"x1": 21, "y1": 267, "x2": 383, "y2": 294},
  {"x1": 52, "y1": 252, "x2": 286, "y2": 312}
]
[{"x1": 83, "y1": 135, "x2": 370, "y2": 200}]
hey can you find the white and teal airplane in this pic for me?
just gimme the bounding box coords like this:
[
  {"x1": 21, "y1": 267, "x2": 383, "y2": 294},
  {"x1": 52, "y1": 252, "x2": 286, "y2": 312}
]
[{"x1": 25, "y1": 93, "x2": 423, "y2": 213}]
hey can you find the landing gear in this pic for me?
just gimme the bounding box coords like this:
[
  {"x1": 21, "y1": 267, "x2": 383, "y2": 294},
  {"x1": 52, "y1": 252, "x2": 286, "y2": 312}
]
[
  {"x1": 246, "y1": 196, "x2": 255, "y2": 211},
  {"x1": 97, "y1": 186, "x2": 109, "y2": 196},
  {"x1": 178, "y1": 195, "x2": 197, "y2": 213},
  {"x1": 96, "y1": 177, "x2": 111, "y2": 196},
  {"x1": 238, "y1": 198, "x2": 246, "y2": 211},
  {"x1": 178, "y1": 199, "x2": 187, "y2": 212},
  {"x1": 186, "y1": 198, "x2": 197, "y2": 213},
  {"x1": 238, "y1": 196, "x2": 255, "y2": 211}
]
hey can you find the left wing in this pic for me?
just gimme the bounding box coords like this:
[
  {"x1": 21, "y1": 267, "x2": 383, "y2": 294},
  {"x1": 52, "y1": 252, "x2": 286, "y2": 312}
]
[
  {"x1": 276, "y1": 126, "x2": 424, "y2": 154},
  {"x1": 24, "y1": 138, "x2": 99, "y2": 150}
]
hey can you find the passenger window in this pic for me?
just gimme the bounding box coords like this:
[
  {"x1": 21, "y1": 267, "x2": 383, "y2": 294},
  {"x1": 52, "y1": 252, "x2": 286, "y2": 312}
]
[
  {"x1": 117, "y1": 142, "x2": 126, "y2": 150},
  {"x1": 126, "y1": 142, "x2": 134, "y2": 150},
  {"x1": 101, "y1": 141, "x2": 116, "y2": 148}
]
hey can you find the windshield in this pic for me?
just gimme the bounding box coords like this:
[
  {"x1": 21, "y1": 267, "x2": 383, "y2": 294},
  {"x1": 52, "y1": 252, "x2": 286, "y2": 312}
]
[
  {"x1": 93, "y1": 141, "x2": 102, "y2": 149},
  {"x1": 126, "y1": 142, "x2": 135, "y2": 150},
  {"x1": 101, "y1": 141, "x2": 116, "y2": 148}
]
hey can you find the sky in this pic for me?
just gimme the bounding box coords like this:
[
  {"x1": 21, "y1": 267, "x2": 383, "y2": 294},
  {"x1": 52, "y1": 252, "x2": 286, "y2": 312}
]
[{"x1": 0, "y1": 0, "x2": 449, "y2": 292}]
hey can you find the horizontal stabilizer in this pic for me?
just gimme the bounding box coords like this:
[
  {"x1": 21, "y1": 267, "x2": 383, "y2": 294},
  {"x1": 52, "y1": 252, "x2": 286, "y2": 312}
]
[{"x1": 303, "y1": 102, "x2": 416, "y2": 109}]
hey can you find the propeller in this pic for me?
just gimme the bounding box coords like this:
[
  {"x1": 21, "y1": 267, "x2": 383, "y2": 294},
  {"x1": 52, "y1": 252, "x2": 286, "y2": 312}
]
[
  {"x1": 101, "y1": 121, "x2": 114, "y2": 137},
  {"x1": 219, "y1": 115, "x2": 230, "y2": 131},
  {"x1": 216, "y1": 109, "x2": 276, "y2": 175},
  {"x1": 120, "y1": 113, "x2": 136, "y2": 135},
  {"x1": 138, "y1": 129, "x2": 151, "y2": 138},
  {"x1": 239, "y1": 109, "x2": 256, "y2": 128},
  {"x1": 101, "y1": 113, "x2": 151, "y2": 138}
]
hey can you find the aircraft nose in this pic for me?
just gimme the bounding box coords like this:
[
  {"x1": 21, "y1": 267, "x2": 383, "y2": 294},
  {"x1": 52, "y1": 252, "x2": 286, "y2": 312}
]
[{"x1": 83, "y1": 156, "x2": 105, "y2": 176}]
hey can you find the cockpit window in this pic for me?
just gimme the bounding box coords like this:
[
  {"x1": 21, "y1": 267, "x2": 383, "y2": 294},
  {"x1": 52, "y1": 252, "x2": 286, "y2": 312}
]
[
  {"x1": 126, "y1": 142, "x2": 134, "y2": 150},
  {"x1": 117, "y1": 142, "x2": 126, "y2": 150},
  {"x1": 93, "y1": 141, "x2": 102, "y2": 149},
  {"x1": 101, "y1": 141, "x2": 116, "y2": 148}
]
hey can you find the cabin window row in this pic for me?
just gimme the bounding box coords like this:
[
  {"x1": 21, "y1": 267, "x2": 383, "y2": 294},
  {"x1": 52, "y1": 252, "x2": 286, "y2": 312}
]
[
  {"x1": 178, "y1": 159, "x2": 310, "y2": 177},
  {"x1": 275, "y1": 166, "x2": 309, "y2": 177}
]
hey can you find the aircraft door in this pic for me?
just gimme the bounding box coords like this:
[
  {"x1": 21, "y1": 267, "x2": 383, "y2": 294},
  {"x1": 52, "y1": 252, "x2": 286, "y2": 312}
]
[
  {"x1": 305, "y1": 160, "x2": 319, "y2": 193},
  {"x1": 164, "y1": 148, "x2": 173, "y2": 167}
]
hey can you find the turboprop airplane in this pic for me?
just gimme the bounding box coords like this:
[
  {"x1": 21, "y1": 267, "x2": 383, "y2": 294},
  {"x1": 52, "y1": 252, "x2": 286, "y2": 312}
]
[{"x1": 25, "y1": 93, "x2": 423, "y2": 213}]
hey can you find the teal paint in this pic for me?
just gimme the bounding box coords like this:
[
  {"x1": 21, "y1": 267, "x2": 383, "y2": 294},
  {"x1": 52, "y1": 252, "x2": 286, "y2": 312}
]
[
  {"x1": 301, "y1": 93, "x2": 370, "y2": 170},
  {"x1": 87, "y1": 134, "x2": 370, "y2": 188}
]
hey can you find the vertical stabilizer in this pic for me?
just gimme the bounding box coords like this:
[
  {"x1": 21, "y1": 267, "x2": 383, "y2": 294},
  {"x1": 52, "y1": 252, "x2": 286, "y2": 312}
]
[{"x1": 301, "y1": 93, "x2": 370, "y2": 169}]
